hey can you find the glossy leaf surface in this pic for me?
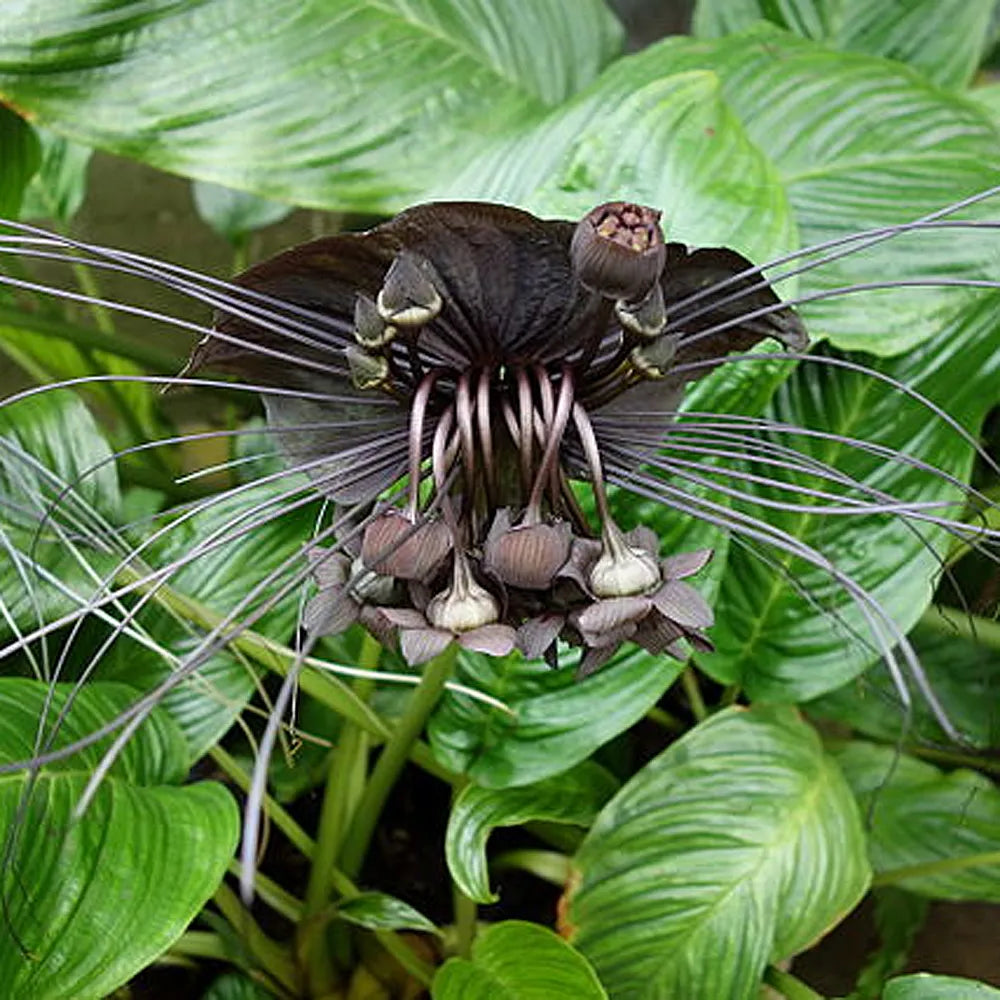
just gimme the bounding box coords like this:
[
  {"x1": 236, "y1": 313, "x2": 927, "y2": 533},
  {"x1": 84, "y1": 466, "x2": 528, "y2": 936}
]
[
  {"x1": 432, "y1": 921, "x2": 607, "y2": 1000},
  {"x1": 0, "y1": 0, "x2": 621, "y2": 210},
  {"x1": 0, "y1": 680, "x2": 239, "y2": 1000},
  {"x1": 651, "y1": 28, "x2": 1000, "y2": 354},
  {"x1": 446, "y1": 761, "x2": 618, "y2": 902},
  {"x1": 429, "y1": 646, "x2": 683, "y2": 788},
  {"x1": 565, "y1": 706, "x2": 870, "y2": 1000},
  {"x1": 694, "y1": 0, "x2": 995, "y2": 89},
  {"x1": 696, "y1": 293, "x2": 1000, "y2": 703},
  {"x1": 836, "y1": 742, "x2": 1000, "y2": 902}
]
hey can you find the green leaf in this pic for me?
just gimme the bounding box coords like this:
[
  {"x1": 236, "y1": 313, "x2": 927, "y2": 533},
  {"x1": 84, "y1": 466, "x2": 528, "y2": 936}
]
[
  {"x1": 651, "y1": 28, "x2": 1000, "y2": 355},
  {"x1": 336, "y1": 892, "x2": 439, "y2": 935},
  {"x1": 851, "y1": 888, "x2": 929, "y2": 1000},
  {"x1": 0, "y1": 678, "x2": 188, "y2": 783},
  {"x1": 884, "y1": 974, "x2": 1000, "y2": 1000},
  {"x1": 446, "y1": 761, "x2": 618, "y2": 902},
  {"x1": 0, "y1": 103, "x2": 40, "y2": 217},
  {"x1": 835, "y1": 741, "x2": 1000, "y2": 902},
  {"x1": 695, "y1": 293, "x2": 1000, "y2": 703},
  {"x1": 0, "y1": 0, "x2": 621, "y2": 211},
  {"x1": 441, "y1": 64, "x2": 796, "y2": 269},
  {"x1": 21, "y1": 127, "x2": 92, "y2": 223},
  {"x1": 565, "y1": 706, "x2": 870, "y2": 1000},
  {"x1": 807, "y1": 618, "x2": 1000, "y2": 750},
  {"x1": 0, "y1": 680, "x2": 239, "y2": 1000},
  {"x1": 192, "y1": 180, "x2": 293, "y2": 244},
  {"x1": 202, "y1": 973, "x2": 275, "y2": 1000},
  {"x1": 0, "y1": 387, "x2": 120, "y2": 519},
  {"x1": 694, "y1": 0, "x2": 996, "y2": 89},
  {"x1": 432, "y1": 920, "x2": 607, "y2": 1000},
  {"x1": 429, "y1": 646, "x2": 684, "y2": 788}
]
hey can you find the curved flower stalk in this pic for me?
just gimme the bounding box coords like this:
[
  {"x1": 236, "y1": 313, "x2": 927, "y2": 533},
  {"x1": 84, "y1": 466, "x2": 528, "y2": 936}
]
[{"x1": 185, "y1": 200, "x2": 806, "y2": 675}]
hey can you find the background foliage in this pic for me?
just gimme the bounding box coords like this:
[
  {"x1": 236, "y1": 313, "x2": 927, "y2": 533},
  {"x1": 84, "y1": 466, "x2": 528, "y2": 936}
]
[{"x1": 1, "y1": 1, "x2": 999, "y2": 998}]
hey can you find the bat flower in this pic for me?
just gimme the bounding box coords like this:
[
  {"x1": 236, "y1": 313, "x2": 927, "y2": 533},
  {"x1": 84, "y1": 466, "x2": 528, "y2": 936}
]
[{"x1": 189, "y1": 198, "x2": 805, "y2": 674}]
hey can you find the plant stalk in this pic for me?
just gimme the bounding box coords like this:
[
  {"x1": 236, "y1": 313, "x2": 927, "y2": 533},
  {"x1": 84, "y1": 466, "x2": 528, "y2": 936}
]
[{"x1": 339, "y1": 644, "x2": 457, "y2": 880}]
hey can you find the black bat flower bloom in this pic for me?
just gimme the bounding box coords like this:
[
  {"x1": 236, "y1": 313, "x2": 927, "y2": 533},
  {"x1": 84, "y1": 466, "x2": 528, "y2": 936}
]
[{"x1": 187, "y1": 200, "x2": 807, "y2": 673}]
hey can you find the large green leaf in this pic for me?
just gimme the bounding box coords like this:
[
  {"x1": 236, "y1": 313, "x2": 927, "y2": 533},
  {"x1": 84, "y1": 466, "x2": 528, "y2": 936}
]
[
  {"x1": 650, "y1": 28, "x2": 1000, "y2": 355},
  {"x1": 446, "y1": 761, "x2": 618, "y2": 902},
  {"x1": 884, "y1": 974, "x2": 1000, "y2": 999},
  {"x1": 21, "y1": 127, "x2": 92, "y2": 223},
  {"x1": 0, "y1": 680, "x2": 239, "y2": 1000},
  {"x1": 695, "y1": 293, "x2": 1000, "y2": 703},
  {"x1": 807, "y1": 619, "x2": 1000, "y2": 750},
  {"x1": 564, "y1": 706, "x2": 870, "y2": 1000},
  {"x1": 429, "y1": 646, "x2": 684, "y2": 788},
  {"x1": 694, "y1": 0, "x2": 996, "y2": 89},
  {"x1": 835, "y1": 741, "x2": 1000, "y2": 903},
  {"x1": 432, "y1": 921, "x2": 607, "y2": 1000},
  {"x1": 437, "y1": 63, "x2": 795, "y2": 269},
  {"x1": 0, "y1": 0, "x2": 621, "y2": 211},
  {"x1": 0, "y1": 104, "x2": 40, "y2": 217}
]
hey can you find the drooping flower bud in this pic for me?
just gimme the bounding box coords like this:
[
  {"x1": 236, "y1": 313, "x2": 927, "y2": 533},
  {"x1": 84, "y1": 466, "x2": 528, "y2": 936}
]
[
  {"x1": 483, "y1": 509, "x2": 572, "y2": 590},
  {"x1": 426, "y1": 553, "x2": 499, "y2": 632},
  {"x1": 346, "y1": 345, "x2": 389, "y2": 390},
  {"x1": 630, "y1": 333, "x2": 679, "y2": 379},
  {"x1": 570, "y1": 201, "x2": 666, "y2": 302},
  {"x1": 347, "y1": 555, "x2": 396, "y2": 604},
  {"x1": 361, "y1": 509, "x2": 452, "y2": 580},
  {"x1": 615, "y1": 282, "x2": 667, "y2": 339},
  {"x1": 354, "y1": 293, "x2": 396, "y2": 348},
  {"x1": 589, "y1": 519, "x2": 660, "y2": 598},
  {"x1": 376, "y1": 251, "x2": 442, "y2": 327}
]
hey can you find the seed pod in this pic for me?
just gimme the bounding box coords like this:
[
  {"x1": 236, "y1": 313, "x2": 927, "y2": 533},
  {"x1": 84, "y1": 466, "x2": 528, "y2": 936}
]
[{"x1": 570, "y1": 201, "x2": 666, "y2": 301}]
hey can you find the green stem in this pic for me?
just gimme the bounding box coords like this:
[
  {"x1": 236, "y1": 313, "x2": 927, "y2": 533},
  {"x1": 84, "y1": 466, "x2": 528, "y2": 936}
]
[
  {"x1": 645, "y1": 705, "x2": 685, "y2": 732},
  {"x1": 339, "y1": 644, "x2": 457, "y2": 880},
  {"x1": 872, "y1": 850, "x2": 1000, "y2": 887},
  {"x1": 228, "y1": 860, "x2": 303, "y2": 922},
  {"x1": 903, "y1": 744, "x2": 1000, "y2": 777},
  {"x1": 453, "y1": 885, "x2": 477, "y2": 960},
  {"x1": 211, "y1": 744, "x2": 316, "y2": 859},
  {"x1": 763, "y1": 965, "x2": 826, "y2": 1000},
  {"x1": 301, "y1": 634, "x2": 382, "y2": 991},
  {"x1": 214, "y1": 882, "x2": 301, "y2": 994},
  {"x1": 920, "y1": 604, "x2": 1000, "y2": 651},
  {"x1": 167, "y1": 930, "x2": 229, "y2": 961},
  {"x1": 681, "y1": 666, "x2": 708, "y2": 722}
]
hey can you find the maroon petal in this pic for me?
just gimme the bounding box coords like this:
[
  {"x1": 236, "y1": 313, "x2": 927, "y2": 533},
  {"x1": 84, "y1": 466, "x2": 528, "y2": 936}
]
[
  {"x1": 557, "y1": 536, "x2": 602, "y2": 593},
  {"x1": 361, "y1": 509, "x2": 453, "y2": 580},
  {"x1": 304, "y1": 588, "x2": 359, "y2": 637},
  {"x1": 400, "y1": 627, "x2": 453, "y2": 666},
  {"x1": 307, "y1": 548, "x2": 351, "y2": 589},
  {"x1": 572, "y1": 596, "x2": 650, "y2": 636},
  {"x1": 651, "y1": 580, "x2": 714, "y2": 629},
  {"x1": 625, "y1": 525, "x2": 660, "y2": 560},
  {"x1": 379, "y1": 607, "x2": 431, "y2": 629},
  {"x1": 575, "y1": 644, "x2": 620, "y2": 680},
  {"x1": 633, "y1": 611, "x2": 684, "y2": 655},
  {"x1": 459, "y1": 624, "x2": 517, "y2": 657},
  {"x1": 517, "y1": 614, "x2": 565, "y2": 659},
  {"x1": 661, "y1": 548, "x2": 714, "y2": 580},
  {"x1": 484, "y1": 516, "x2": 572, "y2": 590},
  {"x1": 359, "y1": 605, "x2": 399, "y2": 648}
]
